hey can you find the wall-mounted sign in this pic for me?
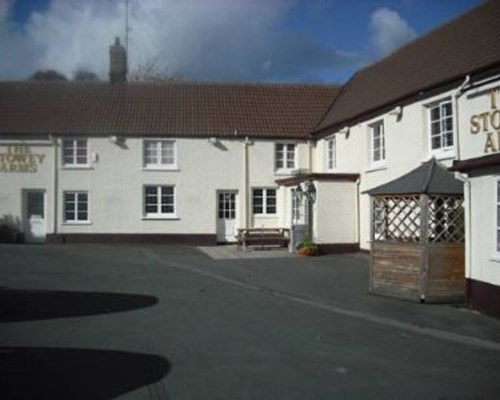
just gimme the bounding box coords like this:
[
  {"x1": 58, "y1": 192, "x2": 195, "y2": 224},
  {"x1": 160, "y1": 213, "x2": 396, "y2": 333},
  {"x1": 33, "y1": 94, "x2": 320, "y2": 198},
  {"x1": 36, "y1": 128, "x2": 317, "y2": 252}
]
[
  {"x1": 0, "y1": 146, "x2": 45, "y2": 173},
  {"x1": 470, "y1": 88, "x2": 500, "y2": 153}
]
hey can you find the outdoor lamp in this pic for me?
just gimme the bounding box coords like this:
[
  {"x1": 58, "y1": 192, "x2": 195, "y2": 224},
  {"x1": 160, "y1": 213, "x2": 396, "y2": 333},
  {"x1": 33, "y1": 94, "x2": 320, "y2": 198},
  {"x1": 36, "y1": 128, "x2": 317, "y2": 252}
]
[
  {"x1": 295, "y1": 183, "x2": 303, "y2": 198},
  {"x1": 306, "y1": 180, "x2": 317, "y2": 204}
]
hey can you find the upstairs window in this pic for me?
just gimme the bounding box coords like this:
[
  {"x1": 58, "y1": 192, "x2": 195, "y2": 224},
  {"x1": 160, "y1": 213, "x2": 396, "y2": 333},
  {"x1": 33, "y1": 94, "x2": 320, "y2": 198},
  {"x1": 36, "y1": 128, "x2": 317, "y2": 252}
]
[
  {"x1": 370, "y1": 121, "x2": 385, "y2": 166},
  {"x1": 275, "y1": 143, "x2": 296, "y2": 172},
  {"x1": 252, "y1": 188, "x2": 277, "y2": 215},
  {"x1": 144, "y1": 140, "x2": 176, "y2": 169},
  {"x1": 429, "y1": 100, "x2": 453, "y2": 153},
  {"x1": 326, "y1": 136, "x2": 336, "y2": 170},
  {"x1": 62, "y1": 139, "x2": 88, "y2": 166}
]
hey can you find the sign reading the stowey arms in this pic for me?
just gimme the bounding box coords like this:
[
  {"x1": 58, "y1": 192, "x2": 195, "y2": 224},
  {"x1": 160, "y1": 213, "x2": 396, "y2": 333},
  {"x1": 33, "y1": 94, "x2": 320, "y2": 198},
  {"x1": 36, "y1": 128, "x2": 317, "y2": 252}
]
[
  {"x1": 470, "y1": 88, "x2": 500, "y2": 153},
  {"x1": 0, "y1": 146, "x2": 45, "y2": 173}
]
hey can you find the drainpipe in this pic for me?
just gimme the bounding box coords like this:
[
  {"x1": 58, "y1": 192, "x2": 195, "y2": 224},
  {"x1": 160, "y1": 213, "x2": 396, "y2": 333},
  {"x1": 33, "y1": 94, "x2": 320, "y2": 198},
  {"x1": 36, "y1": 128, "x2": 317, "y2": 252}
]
[
  {"x1": 356, "y1": 177, "x2": 361, "y2": 246},
  {"x1": 50, "y1": 135, "x2": 59, "y2": 237},
  {"x1": 308, "y1": 140, "x2": 314, "y2": 172},
  {"x1": 243, "y1": 135, "x2": 251, "y2": 229},
  {"x1": 455, "y1": 172, "x2": 472, "y2": 305},
  {"x1": 453, "y1": 75, "x2": 470, "y2": 161}
]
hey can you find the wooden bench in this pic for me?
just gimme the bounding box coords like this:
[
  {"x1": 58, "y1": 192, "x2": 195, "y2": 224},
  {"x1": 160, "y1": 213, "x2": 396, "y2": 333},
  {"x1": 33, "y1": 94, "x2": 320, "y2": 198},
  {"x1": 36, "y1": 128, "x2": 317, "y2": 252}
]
[{"x1": 237, "y1": 228, "x2": 290, "y2": 250}]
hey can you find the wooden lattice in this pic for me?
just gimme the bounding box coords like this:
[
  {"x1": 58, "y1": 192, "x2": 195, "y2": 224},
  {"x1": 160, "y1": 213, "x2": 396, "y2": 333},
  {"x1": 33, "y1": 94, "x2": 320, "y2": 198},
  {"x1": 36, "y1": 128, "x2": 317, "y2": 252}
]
[
  {"x1": 373, "y1": 196, "x2": 421, "y2": 242},
  {"x1": 428, "y1": 195, "x2": 465, "y2": 243},
  {"x1": 372, "y1": 194, "x2": 465, "y2": 244}
]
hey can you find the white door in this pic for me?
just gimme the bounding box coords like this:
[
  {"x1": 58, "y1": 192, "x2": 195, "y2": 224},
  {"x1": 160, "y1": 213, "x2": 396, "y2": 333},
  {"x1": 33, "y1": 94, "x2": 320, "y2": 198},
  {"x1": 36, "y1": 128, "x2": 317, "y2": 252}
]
[
  {"x1": 217, "y1": 191, "x2": 238, "y2": 242},
  {"x1": 24, "y1": 190, "x2": 46, "y2": 243}
]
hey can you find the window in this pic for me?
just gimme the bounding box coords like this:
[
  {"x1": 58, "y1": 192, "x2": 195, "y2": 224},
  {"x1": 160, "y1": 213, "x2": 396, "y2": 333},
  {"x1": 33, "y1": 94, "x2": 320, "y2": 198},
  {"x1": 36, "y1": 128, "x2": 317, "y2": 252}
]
[
  {"x1": 144, "y1": 185, "x2": 175, "y2": 217},
  {"x1": 144, "y1": 140, "x2": 176, "y2": 169},
  {"x1": 429, "y1": 100, "x2": 453, "y2": 152},
  {"x1": 275, "y1": 143, "x2": 296, "y2": 172},
  {"x1": 64, "y1": 192, "x2": 89, "y2": 222},
  {"x1": 252, "y1": 188, "x2": 277, "y2": 215},
  {"x1": 370, "y1": 121, "x2": 385, "y2": 165},
  {"x1": 62, "y1": 139, "x2": 88, "y2": 166},
  {"x1": 497, "y1": 179, "x2": 500, "y2": 253},
  {"x1": 326, "y1": 137, "x2": 336, "y2": 170}
]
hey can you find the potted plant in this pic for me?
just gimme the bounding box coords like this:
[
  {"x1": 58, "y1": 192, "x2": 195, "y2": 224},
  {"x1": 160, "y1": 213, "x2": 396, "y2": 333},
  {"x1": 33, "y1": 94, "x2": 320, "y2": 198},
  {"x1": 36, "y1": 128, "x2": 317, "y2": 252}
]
[{"x1": 296, "y1": 237, "x2": 319, "y2": 256}]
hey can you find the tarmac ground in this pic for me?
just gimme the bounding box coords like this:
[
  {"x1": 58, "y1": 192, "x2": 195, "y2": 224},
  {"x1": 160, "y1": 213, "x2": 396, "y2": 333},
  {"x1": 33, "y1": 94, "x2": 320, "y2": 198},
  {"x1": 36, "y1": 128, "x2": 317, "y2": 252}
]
[{"x1": 1, "y1": 244, "x2": 499, "y2": 399}]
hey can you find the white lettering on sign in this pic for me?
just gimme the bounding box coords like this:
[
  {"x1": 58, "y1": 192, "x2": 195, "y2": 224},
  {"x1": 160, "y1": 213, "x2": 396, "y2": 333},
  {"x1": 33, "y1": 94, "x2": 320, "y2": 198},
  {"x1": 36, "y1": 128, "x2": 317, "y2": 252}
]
[{"x1": 0, "y1": 146, "x2": 45, "y2": 173}]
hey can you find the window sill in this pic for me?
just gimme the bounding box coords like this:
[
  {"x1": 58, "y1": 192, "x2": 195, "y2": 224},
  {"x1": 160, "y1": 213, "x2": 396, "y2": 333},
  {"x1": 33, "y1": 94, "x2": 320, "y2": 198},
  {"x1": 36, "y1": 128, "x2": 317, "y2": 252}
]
[
  {"x1": 365, "y1": 164, "x2": 387, "y2": 173},
  {"x1": 143, "y1": 166, "x2": 179, "y2": 172},
  {"x1": 61, "y1": 165, "x2": 93, "y2": 170},
  {"x1": 62, "y1": 221, "x2": 92, "y2": 225},
  {"x1": 274, "y1": 170, "x2": 295, "y2": 176},
  {"x1": 430, "y1": 149, "x2": 455, "y2": 161},
  {"x1": 142, "y1": 216, "x2": 179, "y2": 220},
  {"x1": 253, "y1": 214, "x2": 278, "y2": 219},
  {"x1": 490, "y1": 254, "x2": 500, "y2": 263}
]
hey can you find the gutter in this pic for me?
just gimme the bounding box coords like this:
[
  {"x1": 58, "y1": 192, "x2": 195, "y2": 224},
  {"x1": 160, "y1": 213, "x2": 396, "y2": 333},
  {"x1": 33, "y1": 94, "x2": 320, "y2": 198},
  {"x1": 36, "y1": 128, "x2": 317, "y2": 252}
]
[
  {"x1": 453, "y1": 75, "x2": 471, "y2": 161},
  {"x1": 312, "y1": 63, "x2": 500, "y2": 138}
]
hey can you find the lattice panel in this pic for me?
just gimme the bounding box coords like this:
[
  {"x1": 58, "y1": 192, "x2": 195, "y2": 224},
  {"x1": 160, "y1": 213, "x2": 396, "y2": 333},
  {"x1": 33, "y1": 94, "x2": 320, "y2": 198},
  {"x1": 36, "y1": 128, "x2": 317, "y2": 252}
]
[
  {"x1": 373, "y1": 196, "x2": 421, "y2": 242},
  {"x1": 428, "y1": 195, "x2": 465, "y2": 243}
]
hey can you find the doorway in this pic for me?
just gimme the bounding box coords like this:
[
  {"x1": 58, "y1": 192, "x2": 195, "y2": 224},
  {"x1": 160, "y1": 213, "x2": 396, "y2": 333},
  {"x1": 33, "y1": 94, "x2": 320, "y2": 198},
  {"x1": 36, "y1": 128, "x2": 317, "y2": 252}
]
[
  {"x1": 216, "y1": 191, "x2": 238, "y2": 242},
  {"x1": 23, "y1": 190, "x2": 46, "y2": 243}
]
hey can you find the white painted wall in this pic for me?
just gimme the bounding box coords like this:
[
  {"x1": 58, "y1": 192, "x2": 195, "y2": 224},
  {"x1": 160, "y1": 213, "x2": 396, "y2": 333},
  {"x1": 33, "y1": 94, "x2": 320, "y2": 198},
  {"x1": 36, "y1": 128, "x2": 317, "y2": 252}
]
[
  {"x1": 468, "y1": 175, "x2": 500, "y2": 286},
  {"x1": 457, "y1": 79, "x2": 500, "y2": 287},
  {"x1": 1, "y1": 136, "x2": 311, "y2": 239},
  {"x1": 314, "y1": 181, "x2": 358, "y2": 244},
  {"x1": 0, "y1": 142, "x2": 55, "y2": 236},
  {"x1": 315, "y1": 88, "x2": 458, "y2": 249}
]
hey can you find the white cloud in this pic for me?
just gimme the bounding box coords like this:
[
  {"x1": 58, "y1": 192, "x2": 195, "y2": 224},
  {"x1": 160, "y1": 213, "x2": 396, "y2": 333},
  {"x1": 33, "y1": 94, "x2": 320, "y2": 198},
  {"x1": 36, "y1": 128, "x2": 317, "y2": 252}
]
[
  {"x1": 370, "y1": 7, "x2": 416, "y2": 57},
  {"x1": 0, "y1": 0, "x2": 358, "y2": 82},
  {"x1": 0, "y1": 0, "x2": 12, "y2": 23}
]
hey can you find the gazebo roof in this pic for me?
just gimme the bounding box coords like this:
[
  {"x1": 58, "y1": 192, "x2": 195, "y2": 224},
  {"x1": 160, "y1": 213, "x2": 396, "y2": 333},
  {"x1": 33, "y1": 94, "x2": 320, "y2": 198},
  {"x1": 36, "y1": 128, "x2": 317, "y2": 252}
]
[{"x1": 366, "y1": 159, "x2": 463, "y2": 196}]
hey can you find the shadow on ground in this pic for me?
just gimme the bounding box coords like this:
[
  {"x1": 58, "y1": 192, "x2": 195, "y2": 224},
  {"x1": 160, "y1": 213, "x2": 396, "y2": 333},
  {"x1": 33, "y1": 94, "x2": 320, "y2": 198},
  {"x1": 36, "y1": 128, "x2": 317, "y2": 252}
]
[
  {"x1": 0, "y1": 347, "x2": 170, "y2": 399},
  {"x1": 0, "y1": 288, "x2": 158, "y2": 322}
]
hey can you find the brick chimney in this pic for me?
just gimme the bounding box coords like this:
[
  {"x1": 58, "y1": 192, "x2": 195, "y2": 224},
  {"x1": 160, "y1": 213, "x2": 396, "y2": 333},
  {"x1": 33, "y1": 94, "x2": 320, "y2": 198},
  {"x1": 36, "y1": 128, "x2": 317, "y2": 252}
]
[{"x1": 109, "y1": 37, "x2": 127, "y2": 83}]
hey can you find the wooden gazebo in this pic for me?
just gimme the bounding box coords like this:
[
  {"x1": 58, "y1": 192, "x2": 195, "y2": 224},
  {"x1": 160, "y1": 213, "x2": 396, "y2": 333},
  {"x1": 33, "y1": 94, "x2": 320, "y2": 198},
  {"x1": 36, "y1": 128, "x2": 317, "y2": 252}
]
[{"x1": 367, "y1": 159, "x2": 465, "y2": 303}]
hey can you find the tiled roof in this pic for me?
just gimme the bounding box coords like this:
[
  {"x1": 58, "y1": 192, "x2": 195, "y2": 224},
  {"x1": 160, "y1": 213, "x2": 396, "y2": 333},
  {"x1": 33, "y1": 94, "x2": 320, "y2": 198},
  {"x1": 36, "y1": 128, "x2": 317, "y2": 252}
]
[
  {"x1": 315, "y1": 0, "x2": 500, "y2": 134},
  {"x1": 0, "y1": 82, "x2": 339, "y2": 139}
]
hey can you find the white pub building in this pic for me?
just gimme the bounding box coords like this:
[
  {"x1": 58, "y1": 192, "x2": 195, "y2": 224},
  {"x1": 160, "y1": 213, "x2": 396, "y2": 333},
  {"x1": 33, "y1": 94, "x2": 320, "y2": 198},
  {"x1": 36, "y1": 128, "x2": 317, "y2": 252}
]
[{"x1": 1, "y1": 1, "x2": 500, "y2": 318}]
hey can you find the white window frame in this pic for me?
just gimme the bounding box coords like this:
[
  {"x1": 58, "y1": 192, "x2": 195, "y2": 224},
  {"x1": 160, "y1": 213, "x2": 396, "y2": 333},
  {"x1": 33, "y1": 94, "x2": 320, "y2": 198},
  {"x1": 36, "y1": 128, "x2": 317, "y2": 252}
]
[
  {"x1": 143, "y1": 185, "x2": 177, "y2": 219},
  {"x1": 62, "y1": 139, "x2": 89, "y2": 167},
  {"x1": 63, "y1": 191, "x2": 89, "y2": 223},
  {"x1": 252, "y1": 188, "x2": 277, "y2": 216},
  {"x1": 275, "y1": 143, "x2": 297, "y2": 174},
  {"x1": 325, "y1": 136, "x2": 337, "y2": 171},
  {"x1": 143, "y1": 139, "x2": 177, "y2": 170},
  {"x1": 428, "y1": 98, "x2": 454, "y2": 158},
  {"x1": 370, "y1": 121, "x2": 385, "y2": 167}
]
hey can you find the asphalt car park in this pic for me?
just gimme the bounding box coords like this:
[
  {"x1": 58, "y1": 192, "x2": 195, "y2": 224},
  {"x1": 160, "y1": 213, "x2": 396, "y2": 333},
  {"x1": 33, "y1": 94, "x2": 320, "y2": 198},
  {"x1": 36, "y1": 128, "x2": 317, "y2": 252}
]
[{"x1": 1, "y1": 244, "x2": 500, "y2": 399}]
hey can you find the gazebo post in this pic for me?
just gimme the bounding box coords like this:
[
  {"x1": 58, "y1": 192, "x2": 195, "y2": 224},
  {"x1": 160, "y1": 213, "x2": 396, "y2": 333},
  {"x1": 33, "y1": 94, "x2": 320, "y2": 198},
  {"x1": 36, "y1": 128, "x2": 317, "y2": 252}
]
[{"x1": 419, "y1": 193, "x2": 430, "y2": 301}]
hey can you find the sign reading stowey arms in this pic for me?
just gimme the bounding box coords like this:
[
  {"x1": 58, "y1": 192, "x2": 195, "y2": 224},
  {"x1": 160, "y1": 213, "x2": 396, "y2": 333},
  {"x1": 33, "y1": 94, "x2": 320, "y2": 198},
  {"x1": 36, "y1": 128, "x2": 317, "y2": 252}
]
[
  {"x1": 0, "y1": 146, "x2": 45, "y2": 173},
  {"x1": 470, "y1": 88, "x2": 500, "y2": 153}
]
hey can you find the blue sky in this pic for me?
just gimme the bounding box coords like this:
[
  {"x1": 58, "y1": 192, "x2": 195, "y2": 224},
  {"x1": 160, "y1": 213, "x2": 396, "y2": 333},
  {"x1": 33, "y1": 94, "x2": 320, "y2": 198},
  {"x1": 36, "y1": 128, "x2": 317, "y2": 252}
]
[{"x1": 0, "y1": 0, "x2": 482, "y2": 83}]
